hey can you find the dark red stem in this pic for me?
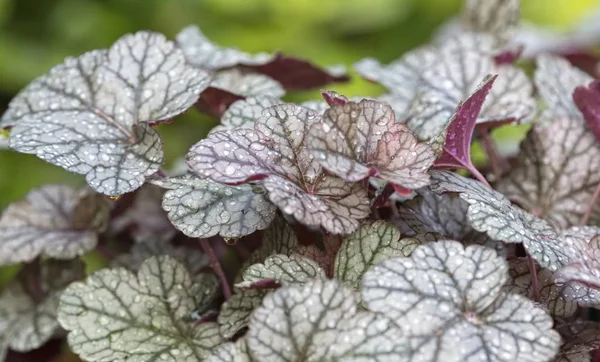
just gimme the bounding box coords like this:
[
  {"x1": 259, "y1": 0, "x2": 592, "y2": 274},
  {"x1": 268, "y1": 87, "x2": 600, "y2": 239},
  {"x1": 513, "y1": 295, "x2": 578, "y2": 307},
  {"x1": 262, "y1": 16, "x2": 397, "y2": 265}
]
[
  {"x1": 479, "y1": 130, "x2": 507, "y2": 181},
  {"x1": 581, "y1": 182, "x2": 600, "y2": 225},
  {"x1": 526, "y1": 253, "x2": 540, "y2": 302},
  {"x1": 199, "y1": 238, "x2": 232, "y2": 300}
]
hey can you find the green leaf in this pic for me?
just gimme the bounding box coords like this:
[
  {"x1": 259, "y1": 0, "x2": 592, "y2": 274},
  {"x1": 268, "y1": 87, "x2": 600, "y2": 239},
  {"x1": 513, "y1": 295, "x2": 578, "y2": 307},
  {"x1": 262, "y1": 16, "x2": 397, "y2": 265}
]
[
  {"x1": 247, "y1": 279, "x2": 408, "y2": 361},
  {"x1": 217, "y1": 289, "x2": 267, "y2": 340},
  {"x1": 206, "y1": 338, "x2": 252, "y2": 362},
  {"x1": 334, "y1": 221, "x2": 419, "y2": 289},
  {"x1": 58, "y1": 256, "x2": 223, "y2": 361},
  {"x1": 236, "y1": 254, "x2": 325, "y2": 289},
  {"x1": 0, "y1": 260, "x2": 84, "y2": 357}
]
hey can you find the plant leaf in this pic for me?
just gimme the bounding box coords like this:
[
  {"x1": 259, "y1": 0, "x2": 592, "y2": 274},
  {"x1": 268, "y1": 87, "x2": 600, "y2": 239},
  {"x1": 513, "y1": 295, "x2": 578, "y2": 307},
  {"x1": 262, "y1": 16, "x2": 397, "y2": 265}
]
[
  {"x1": 395, "y1": 189, "x2": 507, "y2": 256},
  {"x1": 210, "y1": 69, "x2": 285, "y2": 98},
  {"x1": 497, "y1": 117, "x2": 600, "y2": 228},
  {"x1": 244, "y1": 216, "x2": 299, "y2": 268},
  {"x1": 555, "y1": 322, "x2": 600, "y2": 362},
  {"x1": 0, "y1": 260, "x2": 84, "y2": 357},
  {"x1": 334, "y1": 221, "x2": 419, "y2": 289},
  {"x1": 3, "y1": 32, "x2": 210, "y2": 195},
  {"x1": 462, "y1": 0, "x2": 520, "y2": 39},
  {"x1": 187, "y1": 103, "x2": 370, "y2": 234},
  {"x1": 236, "y1": 254, "x2": 325, "y2": 289},
  {"x1": 211, "y1": 96, "x2": 282, "y2": 133},
  {"x1": 361, "y1": 241, "x2": 561, "y2": 362},
  {"x1": 0, "y1": 185, "x2": 109, "y2": 265},
  {"x1": 556, "y1": 230, "x2": 600, "y2": 308},
  {"x1": 534, "y1": 55, "x2": 593, "y2": 120},
  {"x1": 309, "y1": 99, "x2": 435, "y2": 189},
  {"x1": 247, "y1": 279, "x2": 408, "y2": 361},
  {"x1": 434, "y1": 75, "x2": 496, "y2": 171},
  {"x1": 504, "y1": 258, "x2": 577, "y2": 318},
  {"x1": 151, "y1": 173, "x2": 277, "y2": 238},
  {"x1": 206, "y1": 339, "x2": 252, "y2": 362},
  {"x1": 407, "y1": 34, "x2": 534, "y2": 140},
  {"x1": 429, "y1": 170, "x2": 570, "y2": 271},
  {"x1": 217, "y1": 289, "x2": 266, "y2": 340},
  {"x1": 573, "y1": 79, "x2": 600, "y2": 141},
  {"x1": 58, "y1": 256, "x2": 223, "y2": 361}
]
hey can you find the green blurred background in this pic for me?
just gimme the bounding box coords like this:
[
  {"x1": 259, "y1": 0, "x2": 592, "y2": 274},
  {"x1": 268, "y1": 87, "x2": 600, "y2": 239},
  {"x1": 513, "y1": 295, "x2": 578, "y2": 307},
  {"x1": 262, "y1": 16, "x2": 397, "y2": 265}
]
[{"x1": 0, "y1": 0, "x2": 599, "y2": 209}]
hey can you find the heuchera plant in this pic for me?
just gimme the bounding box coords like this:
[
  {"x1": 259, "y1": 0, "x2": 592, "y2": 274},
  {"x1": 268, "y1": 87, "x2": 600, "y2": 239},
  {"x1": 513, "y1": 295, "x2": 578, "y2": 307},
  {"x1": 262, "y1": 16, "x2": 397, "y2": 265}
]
[{"x1": 1, "y1": 1, "x2": 600, "y2": 361}]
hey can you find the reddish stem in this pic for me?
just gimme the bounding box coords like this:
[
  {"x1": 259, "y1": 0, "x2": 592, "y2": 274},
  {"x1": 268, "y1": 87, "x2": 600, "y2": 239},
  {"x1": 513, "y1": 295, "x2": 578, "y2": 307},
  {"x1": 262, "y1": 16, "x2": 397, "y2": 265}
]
[
  {"x1": 479, "y1": 130, "x2": 506, "y2": 181},
  {"x1": 526, "y1": 253, "x2": 541, "y2": 302},
  {"x1": 199, "y1": 238, "x2": 232, "y2": 300},
  {"x1": 466, "y1": 164, "x2": 491, "y2": 188},
  {"x1": 581, "y1": 182, "x2": 600, "y2": 225}
]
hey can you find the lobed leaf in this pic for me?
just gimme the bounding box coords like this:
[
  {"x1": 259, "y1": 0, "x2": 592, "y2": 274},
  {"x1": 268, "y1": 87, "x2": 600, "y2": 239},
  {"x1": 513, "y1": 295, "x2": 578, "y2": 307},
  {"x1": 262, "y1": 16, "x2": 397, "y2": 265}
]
[
  {"x1": 236, "y1": 254, "x2": 325, "y2": 289},
  {"x1": 556, "y1": 229, "x2": 600, "y2": 308},
  {"x1": 504, "y1": 258, "x2": 577, "y2": 318},
  {"x1": 0, "y1": 185, "x2": 109, "y2": 266},
  {"x1": 554, "y1": 322, "x2": 600, "y2": 362},
  {"x1": 462, "y1": 0, "x2": 520, "y2": 39},
  {"x1": 187, "y1": 103, "x2": 370, "y2": 234},
  {"x1": 309, "y1": 99, "x2": 435, "y2": 189},
  {"x1": 247, "y1": 279, "x2": 408, "y2": 361},
  {"x1": 430, "y1": 170, "x2": 571, "y2": 271},
  {"x1": 0, "y1": 260, "x2": 84, "y2": 358},
  {"x1": 362, "y1": 241, "x2": 561, "y2": 362},
  {"x1": 217, "y1": 289, "x2": 267, "y2": 340},
  {"x1": 395, "y1": 189, "x2": 507, "y2": 256},
  {"x1": 334, "y1": 221, "x2": 420, "y2": 289},
  {"x1": 497, "y1": 112, "x2": 600, "y2": 229},
  {"x1": 3, "y1": 32, "x2": 210, "y2": 195},
  {"x1": 151, "y1": 174, "x2": 276, "y2": 238},
  {"x1": 58, "y1": 256, "x2": 223, "y2": 361}
]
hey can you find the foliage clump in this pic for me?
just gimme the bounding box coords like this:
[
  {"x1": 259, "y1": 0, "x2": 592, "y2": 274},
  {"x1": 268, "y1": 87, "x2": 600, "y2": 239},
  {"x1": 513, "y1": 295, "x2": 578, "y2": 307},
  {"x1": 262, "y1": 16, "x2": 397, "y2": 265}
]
[{"x1": 1, "y1": 1, "x2": 600, "y2": 361}]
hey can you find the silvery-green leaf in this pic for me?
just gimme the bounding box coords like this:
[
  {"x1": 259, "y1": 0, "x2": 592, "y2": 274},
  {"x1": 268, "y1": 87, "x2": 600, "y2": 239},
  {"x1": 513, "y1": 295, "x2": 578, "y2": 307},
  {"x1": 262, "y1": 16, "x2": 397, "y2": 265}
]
[
  {"x1": 218, "y1": 289, "x2": 267, "y2": 340},
  {"x1": 176, "y1": 25, "x2": 273, "y2": 70},
  {"x1": 3, "y1": 32, "x2": 210, "y2": 195},
  {"x1": 151, "y1": 174, "x2": 276, "y2": 238},
  {"x1": 248, "y1": 279, "x2": 408, "y2": 361},
  {"x1": 497, "y1": 116, "x2": 600, "y2": 228},
  {"x1": 245, "y1": 215, "x2": 298, "y2": 267},
  {"x1": 236, "y1": 254, "x2": 325, "y2": 289},
  {"x1": 334, "y1": 221, "x2": 419, "y2": 289},
  {"x1": 0, "y1": 260, "x2": 84, "y2": 356},
  {"x1": 534, "y1": 55, "x2": 593, "y2": 120},
  {"x1": 362, "y1": 241, "x2": 561, "y2": 362},
  {"x1": 213, "y1": 96, "x2": 282, "y2": 132},
  {"x1": 407, "y1": 41, "x2": 534, "y2": 140},
  {"x1": 504, "y1": 258, "x2": 576, "y2": 317},
  {"x1": 462, "y1": 0, "x2": 520, "y2": 38},
  {"x1": 430, "y1": 170, "x2": 570, "y2": 271},
  {"x1": 396, "y1": 189, "x2": 507, "y2": 256},
  {"x1": 556, "y1": 230, "x2": 600, "y2": 308},
  {"x1": 111, "y1": 237, "x2": 210, "y2": 276},
  {"x1": 109, "y1": 184, "x2": 176, "y2": 242},
  {"x1": 206, "y1": 338, "x2": 252, "y2": 362},
  {"x1": 309, "y1": 100, "x2": 435, "y2": 189},
  {"x1": 0, "y1": 185, "x2": 109, "y2": 266},
  {"x1": 58, "y1": 256, "x2": 223, "y2": 361},
  {"x1": 211, "y1": 69, "x2": 285, "y2": 98},
  {"x1": 293, "y1": 234, "x2": 343, "y2": 277},
  {"x1": 187, "y1": 103, "x2": 370, "y2": 234}
]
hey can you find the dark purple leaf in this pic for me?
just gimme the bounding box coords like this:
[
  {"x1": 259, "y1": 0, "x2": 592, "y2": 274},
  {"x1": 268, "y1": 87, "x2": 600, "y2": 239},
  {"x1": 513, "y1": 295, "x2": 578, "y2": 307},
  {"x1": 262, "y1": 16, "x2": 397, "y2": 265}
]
[
  {"x1": 573, "y1": 79, "x2": 600, "y2": 142},
  {"x1": 240, "y1": 54, "x2": 349, "y2": 90},
  {"x1": 435, "y1": 75, "x2": 497, "y2": 173},
  {"x1": 493, "y1": 45, "x2": 524, "y2": 65}
]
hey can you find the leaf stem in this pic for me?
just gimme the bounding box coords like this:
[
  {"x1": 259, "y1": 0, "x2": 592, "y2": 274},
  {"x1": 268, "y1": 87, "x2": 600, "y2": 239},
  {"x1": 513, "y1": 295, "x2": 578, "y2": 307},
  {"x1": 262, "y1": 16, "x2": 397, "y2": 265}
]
[
  {"x1": 581, "y1": 182, "x2": 600, "y2": 225},
  {"x1": 199, "y1": 238, "x2": 232, "y2": 300},
  {"x1": 478, "y1": 130, "x2": 506, "y2": 181},
  {"x1": 466, "y1": 164, "x2": 491, "y2": 188},
  {"x1": 526, "y1": 253, "x2": 540, "y2": 303}
]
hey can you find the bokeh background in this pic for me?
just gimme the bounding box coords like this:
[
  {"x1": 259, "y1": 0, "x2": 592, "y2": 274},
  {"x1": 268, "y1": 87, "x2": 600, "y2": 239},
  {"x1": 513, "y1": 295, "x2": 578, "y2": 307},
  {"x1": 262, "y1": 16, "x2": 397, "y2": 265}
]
[{"x1": 0, "y1": 0, "x2": 599, "y2": 206}]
